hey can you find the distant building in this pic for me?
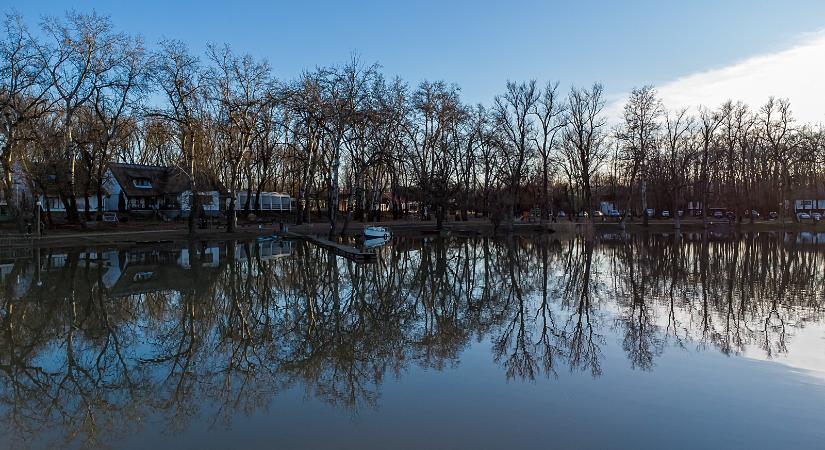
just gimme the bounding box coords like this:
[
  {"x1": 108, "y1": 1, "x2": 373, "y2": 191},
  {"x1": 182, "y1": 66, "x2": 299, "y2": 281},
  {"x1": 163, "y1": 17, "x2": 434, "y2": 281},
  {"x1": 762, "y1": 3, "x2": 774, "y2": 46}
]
[{"x1": 794, "y1": 199, "x2": 825, "y2": 212}]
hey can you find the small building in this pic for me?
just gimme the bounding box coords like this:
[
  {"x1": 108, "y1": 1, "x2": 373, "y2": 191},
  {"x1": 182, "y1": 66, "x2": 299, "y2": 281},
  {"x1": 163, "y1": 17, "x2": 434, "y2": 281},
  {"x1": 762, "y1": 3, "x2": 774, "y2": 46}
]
[
  {"x1": 794, "y1": 199, "x2": 825, "y2": 212},
  {"x1": 104, "y1": 163, "x2": 228, "y2": 218},
  {"x1": 236, "y1": 191, "x2": 293, "y2": 212}
]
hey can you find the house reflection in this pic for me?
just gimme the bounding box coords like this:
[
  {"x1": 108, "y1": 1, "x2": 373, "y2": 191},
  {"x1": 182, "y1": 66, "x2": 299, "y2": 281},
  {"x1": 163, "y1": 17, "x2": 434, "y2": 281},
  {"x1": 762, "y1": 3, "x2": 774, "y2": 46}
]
[{"x1": 0, "y1": 239, "x2": 294, "y2": 301}]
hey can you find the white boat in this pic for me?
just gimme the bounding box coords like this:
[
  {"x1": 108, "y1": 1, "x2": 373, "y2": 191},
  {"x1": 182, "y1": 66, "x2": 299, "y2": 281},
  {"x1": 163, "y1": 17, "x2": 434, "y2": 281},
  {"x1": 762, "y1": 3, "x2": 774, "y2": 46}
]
[{"x1": 364, "y1": 226, "x2": 391, "y2": 238}]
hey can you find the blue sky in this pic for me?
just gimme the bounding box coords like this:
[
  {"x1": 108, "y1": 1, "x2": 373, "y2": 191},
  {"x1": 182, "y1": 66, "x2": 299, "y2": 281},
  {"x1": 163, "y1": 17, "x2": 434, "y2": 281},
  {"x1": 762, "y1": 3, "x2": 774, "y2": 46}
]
[{"x1": 8, "y1": 0, "x2": 825, "y2": 120}]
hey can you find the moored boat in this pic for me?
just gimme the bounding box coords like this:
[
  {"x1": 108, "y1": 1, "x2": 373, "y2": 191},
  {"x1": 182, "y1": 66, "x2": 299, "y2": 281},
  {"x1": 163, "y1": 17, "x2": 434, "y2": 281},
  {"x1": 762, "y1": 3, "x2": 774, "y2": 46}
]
[{"x1": 364, "y1": 226, "x2": 391, "y2": 238}]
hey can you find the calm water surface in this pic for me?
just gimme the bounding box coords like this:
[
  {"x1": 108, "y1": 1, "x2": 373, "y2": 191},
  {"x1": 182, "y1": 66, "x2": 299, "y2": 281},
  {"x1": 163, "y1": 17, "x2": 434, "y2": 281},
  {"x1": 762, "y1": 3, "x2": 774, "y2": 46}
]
[{"x1": 1, "y1": 232, "x2": 824, "y2": 449}]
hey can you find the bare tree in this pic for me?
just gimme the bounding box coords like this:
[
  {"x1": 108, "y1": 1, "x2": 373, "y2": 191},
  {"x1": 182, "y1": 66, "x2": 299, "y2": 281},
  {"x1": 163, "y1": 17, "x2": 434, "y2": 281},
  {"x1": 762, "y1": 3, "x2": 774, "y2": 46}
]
[
  {"x1": 41, "y1": 11, "x2": 126, "y2": 224},
  {"x1": 319, "y1": 57, "x2": 380, "y2": 236},
  {"x1": 662, "y1": 107, "x2": 694, "y2": 229},
  {"x1": 618, "y1": 85, "x2": 662, "y2": 225},
  {"x1": 204, "y1": 44, "x2": 272, "y2": 232},
  {"x1": 282, "y1": 71, "x2": 324, "y2": 225},
  {"x1": 531, "y1": 81, "x2": 565, "y2": 221},
  {"x1": 696, "y1": 106, "x2": 724, "y2": 228},
  {"x1": 493, "y1": 80, "x2": 538, "y2": 226},
  {"x1": 403, "y1": 80, "x2": 463, "y2": 229},
  {"x1": 561, "y1": 83, "x2": 608, "y2": 217},
  {"x1": 760, "y1": 97, "x2": 796, "y2": 223},
  {"x1": 150, "y1": 39, "x2": 205, "y2": 236},
  {"x1": 86, "y1": 34, "x2": 151, "y2": 218},
  {"x1": 0, "y1": 13, "x2": 53, "y2": 229}
]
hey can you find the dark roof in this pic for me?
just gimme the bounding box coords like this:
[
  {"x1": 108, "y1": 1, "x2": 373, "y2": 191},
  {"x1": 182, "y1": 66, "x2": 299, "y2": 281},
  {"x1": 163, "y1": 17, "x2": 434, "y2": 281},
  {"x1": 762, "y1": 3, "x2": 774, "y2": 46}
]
[
  {"x1": 29, "y1": 161, "x2": 103, "y2": 196},
  {"x1": 108, "y1": 163, "x2": 227, "y2": 197}
]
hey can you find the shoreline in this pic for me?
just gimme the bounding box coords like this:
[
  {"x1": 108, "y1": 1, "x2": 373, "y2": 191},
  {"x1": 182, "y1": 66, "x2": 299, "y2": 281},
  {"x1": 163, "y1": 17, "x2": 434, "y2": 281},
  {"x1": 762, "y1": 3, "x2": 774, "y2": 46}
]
[{"x1": 1, "y1": 218, "x2": 822, "y2": 249}]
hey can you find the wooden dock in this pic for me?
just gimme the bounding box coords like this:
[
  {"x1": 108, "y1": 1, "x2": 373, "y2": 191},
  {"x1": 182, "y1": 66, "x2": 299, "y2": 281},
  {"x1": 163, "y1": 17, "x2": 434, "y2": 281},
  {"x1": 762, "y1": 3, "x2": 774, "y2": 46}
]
[{"x1": 283, "y1": 232, "x2": 376, "y2": 263}]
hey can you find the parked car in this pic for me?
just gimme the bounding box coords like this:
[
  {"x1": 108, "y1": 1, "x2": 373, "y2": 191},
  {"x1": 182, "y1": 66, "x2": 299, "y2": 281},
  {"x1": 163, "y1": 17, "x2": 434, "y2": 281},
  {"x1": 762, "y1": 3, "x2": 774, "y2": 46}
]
[
  {"x1": 645, "y1": 208, "x2": 655, "y2": 218},
  {"x1": 557, "y1": 211, "x2": 566, "y2": 218},
  {"x1": 797, "y1": 212, "x2": 812, "y2": 221},
  {"x1": 768, "y1": 211, "x2": 779, "y2": 220},
  {"x1": 725, "y1": 211, "x2": 735, "y2": 220},
  {"x1": 677, "y1": 210, "x2": 684, "y2": 217},
  {"x1": 712, "y1": 210, "x2": 725, "y2": 219},
  {"x1": 592, "y1": 211, "x2": 604, "y2": 218},
  {"x1": 608, "y1": 210, "x2": 621, "y2": 218},
  {"x1": 660, "y1": 210, "x2": 671, "y2": 218},
  {"x1": 744, "y1": 209, "x2": 760, "y2": 219},
  {"x1": 812, "y1": 212, "x2": 822, "y2": 221},
  {"x1": 577, "y1": 211, "x2": 589, "y2": 218}
]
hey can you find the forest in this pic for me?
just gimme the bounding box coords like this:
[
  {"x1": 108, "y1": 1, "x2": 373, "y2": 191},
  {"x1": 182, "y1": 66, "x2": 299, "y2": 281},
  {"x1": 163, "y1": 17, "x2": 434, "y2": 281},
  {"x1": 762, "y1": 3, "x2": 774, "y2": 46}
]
[{"x1": 2, "y1": 11, "x2": 824, "y2": 234}]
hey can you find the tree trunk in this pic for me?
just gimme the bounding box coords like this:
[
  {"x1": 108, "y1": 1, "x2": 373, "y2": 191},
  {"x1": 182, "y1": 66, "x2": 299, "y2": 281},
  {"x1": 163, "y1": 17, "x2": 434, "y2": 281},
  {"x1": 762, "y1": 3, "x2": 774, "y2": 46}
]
[
  {"x1": 642, "y1": 181, "x2": 649, "y2": 227},
  {"x1": 542, "y1": 158, "x2": 550, "y2": 221},
  {"x1": 226, "y1": 193, "x2": 237, "y2": 233},
  {"x1": 187, "y1": 191, "x2": 200, "y2": 237},
  {"x1": 243, "y1": 185, "x2": 253, "y2": 214}
]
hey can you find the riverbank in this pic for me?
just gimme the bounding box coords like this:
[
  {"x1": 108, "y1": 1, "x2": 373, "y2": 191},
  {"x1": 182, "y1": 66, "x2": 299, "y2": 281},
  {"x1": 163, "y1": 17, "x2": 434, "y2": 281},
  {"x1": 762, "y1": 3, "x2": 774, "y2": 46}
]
[{"x1": 1, "y1": 217, "x2": 822, "y2": 248}]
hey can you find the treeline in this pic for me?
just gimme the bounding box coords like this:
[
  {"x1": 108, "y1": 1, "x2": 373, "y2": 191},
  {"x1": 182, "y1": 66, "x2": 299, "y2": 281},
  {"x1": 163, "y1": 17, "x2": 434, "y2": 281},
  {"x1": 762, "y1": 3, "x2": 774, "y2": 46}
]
[{"x1": 2, "y1": 11, "x2": 824, "y2": 234}]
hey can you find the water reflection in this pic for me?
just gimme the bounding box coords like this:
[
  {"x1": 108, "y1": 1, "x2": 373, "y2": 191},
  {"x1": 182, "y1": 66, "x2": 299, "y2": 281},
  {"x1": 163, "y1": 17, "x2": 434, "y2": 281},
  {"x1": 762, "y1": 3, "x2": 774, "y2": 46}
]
[{"x1": 0, "y1": 232, "x2": 823, "y2": 448}]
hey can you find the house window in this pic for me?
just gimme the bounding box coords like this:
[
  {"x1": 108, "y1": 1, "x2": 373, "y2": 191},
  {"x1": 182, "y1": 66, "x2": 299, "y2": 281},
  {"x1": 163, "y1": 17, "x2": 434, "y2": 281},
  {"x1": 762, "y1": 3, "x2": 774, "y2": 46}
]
[
  {"x1": 129, "y1": 197, "x2": 150, "y2": 209},
  {"x1": 133, "y1": 178, "x2": 152, "y2": 189},
  {"x1": 133, "y1": 272, "x2": 155, "y2": 282}
]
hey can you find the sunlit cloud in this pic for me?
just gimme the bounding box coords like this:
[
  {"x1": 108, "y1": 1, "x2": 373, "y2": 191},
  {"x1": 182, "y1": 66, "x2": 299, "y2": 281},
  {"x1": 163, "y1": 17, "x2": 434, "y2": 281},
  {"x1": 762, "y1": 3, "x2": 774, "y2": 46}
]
[{"x1": 608, "y1": 29, "x2": 825, "y2": 125}]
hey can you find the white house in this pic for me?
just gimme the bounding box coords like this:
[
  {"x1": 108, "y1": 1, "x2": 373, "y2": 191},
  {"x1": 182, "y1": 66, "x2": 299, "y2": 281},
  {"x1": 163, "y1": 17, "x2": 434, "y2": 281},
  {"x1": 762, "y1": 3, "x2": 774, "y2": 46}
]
[{"x1": 104, "y1": 163, "x2": 227, "y2": 217}]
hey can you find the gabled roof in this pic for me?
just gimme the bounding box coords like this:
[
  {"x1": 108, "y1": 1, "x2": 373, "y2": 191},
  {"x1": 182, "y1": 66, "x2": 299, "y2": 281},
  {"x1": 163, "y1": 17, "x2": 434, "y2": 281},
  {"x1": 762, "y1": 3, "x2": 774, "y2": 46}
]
[
  {"x1": 108, "y1": 163, "x2": 227, "y2": 197},
  {"x1": 28, "y1": 161, "x2": 103, "y2": 196}
]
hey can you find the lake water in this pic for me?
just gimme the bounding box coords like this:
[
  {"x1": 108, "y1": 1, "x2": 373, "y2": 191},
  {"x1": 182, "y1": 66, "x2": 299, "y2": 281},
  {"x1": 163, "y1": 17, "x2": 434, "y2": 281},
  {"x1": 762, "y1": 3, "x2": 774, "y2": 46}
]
[{"x1": 1, "y1": 231, "x2": 824, "y2": 449}]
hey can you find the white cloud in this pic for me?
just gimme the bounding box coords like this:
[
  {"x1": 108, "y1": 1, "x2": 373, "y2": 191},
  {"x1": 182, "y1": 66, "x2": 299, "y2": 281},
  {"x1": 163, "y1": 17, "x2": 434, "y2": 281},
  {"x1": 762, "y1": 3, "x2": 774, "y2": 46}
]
[{"x1": 608, "y1": 29, "x2": 825, "y2": 125}]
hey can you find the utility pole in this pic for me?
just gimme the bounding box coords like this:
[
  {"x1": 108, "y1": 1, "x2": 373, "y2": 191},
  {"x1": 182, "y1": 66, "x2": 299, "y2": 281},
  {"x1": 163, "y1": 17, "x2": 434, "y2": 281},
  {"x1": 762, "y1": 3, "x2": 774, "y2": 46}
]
[{"x1": 35, "y1": 201, "x2": 41, "y2": 237}]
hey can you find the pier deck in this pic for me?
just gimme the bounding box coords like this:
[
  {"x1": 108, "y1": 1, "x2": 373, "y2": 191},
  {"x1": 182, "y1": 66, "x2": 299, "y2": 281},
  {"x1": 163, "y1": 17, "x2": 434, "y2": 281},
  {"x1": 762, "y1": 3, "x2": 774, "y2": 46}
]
[{"x1": 283, "y1": 232, "x2": 376, "y2": 262}]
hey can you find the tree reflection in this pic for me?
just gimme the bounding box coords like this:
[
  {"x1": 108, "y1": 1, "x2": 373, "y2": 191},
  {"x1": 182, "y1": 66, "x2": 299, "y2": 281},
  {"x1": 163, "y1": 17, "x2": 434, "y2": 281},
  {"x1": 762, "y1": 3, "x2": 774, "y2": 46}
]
[{"x1": 0, "y1": 231, "x2": 823, "y2": 447}]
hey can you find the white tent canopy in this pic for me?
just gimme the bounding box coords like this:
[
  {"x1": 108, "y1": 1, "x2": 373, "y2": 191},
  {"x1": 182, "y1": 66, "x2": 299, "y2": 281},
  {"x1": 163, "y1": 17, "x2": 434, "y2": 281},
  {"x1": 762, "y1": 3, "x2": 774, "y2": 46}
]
[{"x1": 236, "y1": 192, "x2": 292, "y2": 211}]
